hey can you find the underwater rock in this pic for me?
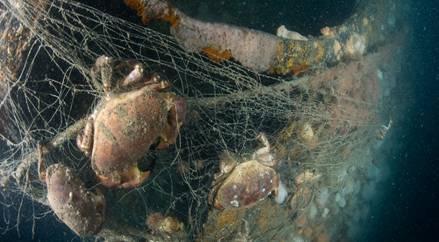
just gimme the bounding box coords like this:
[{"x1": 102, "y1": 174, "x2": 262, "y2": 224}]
[
  {"x1": 335, "y1": 192, "x2": 346, "y2": 208},
  {"x1": 290, "y1": 186, "x2": 313, "y2": 213},
  {"x1": 276, "y1": 25, "x2": 308, "y2": 41},
  {"x1": 316, "y1": 187, "x2": 330, "y2": 208},
  {"x1": 308, "y1": 202, "x2": 318, "y2": 220},
  {"x1": 295, "y1": 170, "x2": 321, "y2": 185},
  {"x1": 322, "y1": 207, "x2": 330, "y2": 218},
  {"x1": 345, "y1": 33, "x2": 366, "y2": 58},
  {"x1": 146, "y1": 212, "x2": 184, "y2": 235},
  {"x1": 275, "y1": 180, "x2": 288, "y2": 204}
]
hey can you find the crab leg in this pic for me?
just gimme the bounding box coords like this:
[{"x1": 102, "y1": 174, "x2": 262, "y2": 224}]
[{"x1": 37, "y1": 143, "x2": 48, "y2": 182}]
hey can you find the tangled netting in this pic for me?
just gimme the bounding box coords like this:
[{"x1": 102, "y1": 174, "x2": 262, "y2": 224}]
[{"x1": 0, "y1": 0, "x2": 385, "y2": 240}]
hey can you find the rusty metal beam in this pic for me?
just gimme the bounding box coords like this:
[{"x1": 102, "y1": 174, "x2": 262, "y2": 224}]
[{"x1": 125, "y1": 0, "x2": 403, "y2": 75}]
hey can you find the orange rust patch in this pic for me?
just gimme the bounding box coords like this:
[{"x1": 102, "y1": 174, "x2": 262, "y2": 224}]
[
  {"x1": 123, "y1": 0, "x2": 143, "y2": 14},
  {"x1": 124, "y1": 0, "x2": 180, "y2": 26},
  {"x1": 123, "y1": 0, "x2": 151, "y2": 24},
  {"x1": 124, "y1": 0, "x2": 145, "y2": 20},
  {"x1": 291, "y1": 63, "x2": 309, "y2": 76},
  {"x1": 201, "y1": 47, "x2": 233, "y2": 63},
  {"x1": 161, "y1": 10, "x2": 180, "y2": 28}
]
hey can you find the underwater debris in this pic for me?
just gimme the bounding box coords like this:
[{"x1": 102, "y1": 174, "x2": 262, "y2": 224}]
[
  {"x1": 125, "y1": 0, "x2": 400, "y2": 75},
  {"x1": 345, "y1": 33, "x2": 367, "y2": 58},
  {"x1": 275, "y1": 180, "x2": 288, "y2": 204},
  {"x1": 1, "y1": 0, "x2": 408, "y2": 241},
  {"x1": 146, "y1": 212, "x2": 184, "y2": 235},
  {"x1": 320, "y1": 26, "x2": 336, "y2": 38},
  {"x1": 298, "y1": 122, "x2": 318, "y2": 149},
  {"x1": 276, "y1": 25, "x2": 309, "y2": 41},
  {"x1": 376, "y1": 119, "x2": 392, "y2": 140},
  {"x1": 294, "y1": 170, "x2": 321, "y2": 186}
]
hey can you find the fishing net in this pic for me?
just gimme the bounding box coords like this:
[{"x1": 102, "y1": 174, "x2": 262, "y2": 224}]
[{"x1": 0, "y1": 0, "x2": 407, "y2": 241}]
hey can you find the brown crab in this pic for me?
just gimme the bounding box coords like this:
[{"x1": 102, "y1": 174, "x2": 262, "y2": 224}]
[
  {"x1": 37, "y1": 145, "x2": 106, "y2": 236},
  {"x1": 77, "y1": 56, "x2": 186, "y2": 188},
  {"x1": 209, "y1": 133, "x2": 282, "y2": 209}
]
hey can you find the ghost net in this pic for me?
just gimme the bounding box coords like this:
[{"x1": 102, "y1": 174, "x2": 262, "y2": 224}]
[{"x1": 0, "y1": 0, "x2": 407, "y2": 241}]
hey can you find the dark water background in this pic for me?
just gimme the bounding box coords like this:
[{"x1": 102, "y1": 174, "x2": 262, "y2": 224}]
[
  {"x1": 1, "y1": 0, "x2": 438, "y2": 241},
  {"x1": 363, "y1": 0, "x2": 439, "y2": 241}
]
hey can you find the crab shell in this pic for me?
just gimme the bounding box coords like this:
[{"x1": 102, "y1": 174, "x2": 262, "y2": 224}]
[
  {"x1": 90, "y1": 86, "x2": 186, "y2": 188},
  {"x1": 213, "y1": 160, "x2": 279, "y2": 209},
  {"x1": 45, "y1": 164, "x2": 105, "y2": 235}
]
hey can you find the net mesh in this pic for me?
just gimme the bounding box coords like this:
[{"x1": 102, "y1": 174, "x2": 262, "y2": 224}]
[{"x1": 0, "y1": 0, "x2": 386, "y2": 240}]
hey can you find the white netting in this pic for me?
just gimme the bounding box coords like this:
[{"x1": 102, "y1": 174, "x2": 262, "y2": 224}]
[{"x1": 0, "y1": 0, "x2": 383, "y2": 240}]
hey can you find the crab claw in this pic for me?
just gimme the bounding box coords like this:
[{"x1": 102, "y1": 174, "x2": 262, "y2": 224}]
[
  {"x1": 156, "y1": 96, "x2": 187, "y2": 149},
  {"x1": 96, "y1": 165, "x2": 151, "y2": 189},
  {"x1": 174, "y1": 96, "x2": 187, "y2": 128},
  {"x1": 45, "y1": 164, "x2": 105, "y2": 235}
]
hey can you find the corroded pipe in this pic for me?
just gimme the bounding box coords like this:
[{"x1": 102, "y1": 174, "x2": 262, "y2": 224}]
[{"x1": 125, "y1": 0, "x2": 401, "y2": 75}]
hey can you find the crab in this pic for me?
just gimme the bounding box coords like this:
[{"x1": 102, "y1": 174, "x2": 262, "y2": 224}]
[
  {"x1": 209, "y1": 133, "x2": 281, "y2": 209},
  {"x1": 77, "y1": 55, "x2": 186, "y2": 188},
  {"x1": 37, "y1": 144, "x2": 106, "y2": 236}
]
